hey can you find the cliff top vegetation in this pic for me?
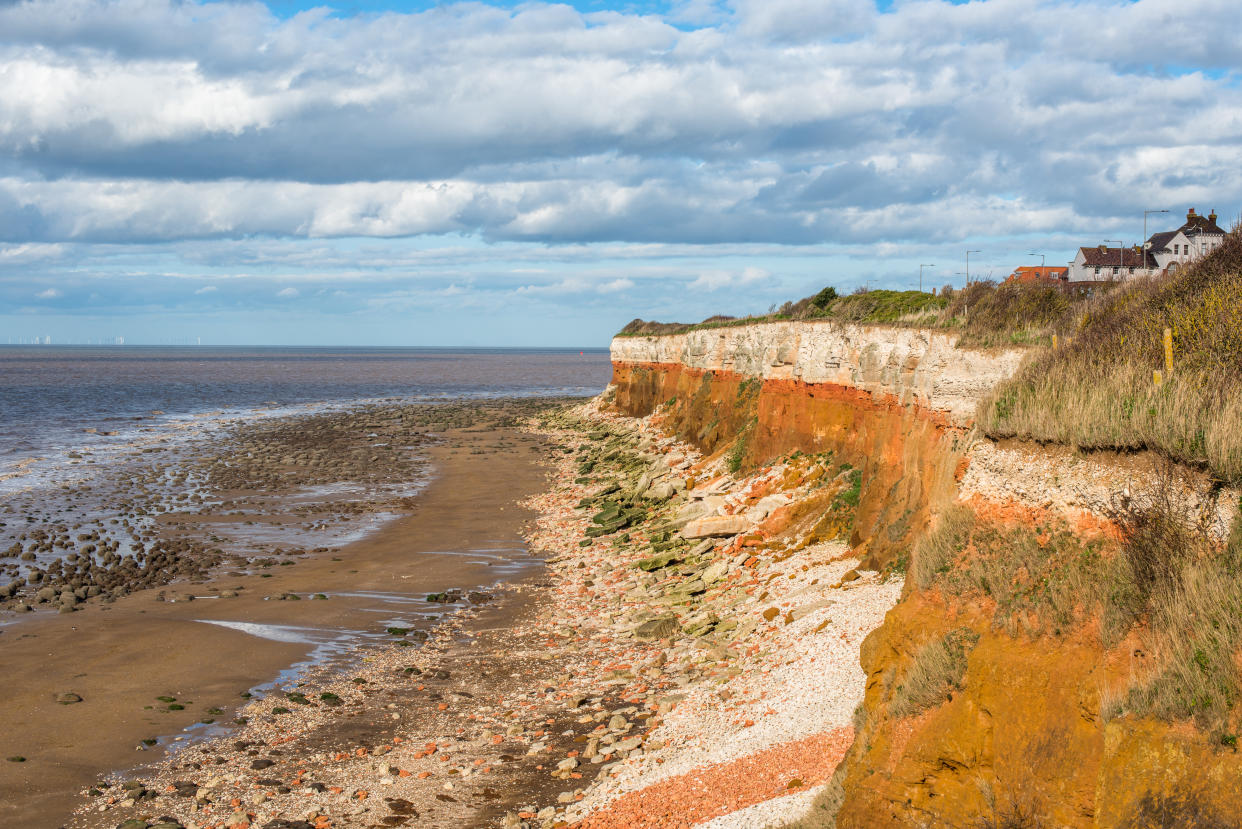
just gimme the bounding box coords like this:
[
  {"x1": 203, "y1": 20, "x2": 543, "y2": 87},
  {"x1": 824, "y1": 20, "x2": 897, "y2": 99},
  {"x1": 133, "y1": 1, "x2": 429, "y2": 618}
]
[
  {"x1": 981, "y1": 222, "x2": 1242, "y2": 484},
  {"x1": 618, "y1": 280, "x2": 1082, "y2": 348}
]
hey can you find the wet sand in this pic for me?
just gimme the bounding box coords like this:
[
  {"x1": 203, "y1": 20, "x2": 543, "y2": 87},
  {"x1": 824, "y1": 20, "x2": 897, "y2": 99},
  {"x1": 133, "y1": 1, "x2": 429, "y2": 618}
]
[{"x1": 0, "y1": 425, "x2": 552, "y2": 826}]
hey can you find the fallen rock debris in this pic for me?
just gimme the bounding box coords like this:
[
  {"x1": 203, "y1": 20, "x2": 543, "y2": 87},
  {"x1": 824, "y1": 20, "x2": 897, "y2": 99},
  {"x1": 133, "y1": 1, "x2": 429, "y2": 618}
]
[{"x1": 68, "y1": 396, "x2": 901, "y2": 829}]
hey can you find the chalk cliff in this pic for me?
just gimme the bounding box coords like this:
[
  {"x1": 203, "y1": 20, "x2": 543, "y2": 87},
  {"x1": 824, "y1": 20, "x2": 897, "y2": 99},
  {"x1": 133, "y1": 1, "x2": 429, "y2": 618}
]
[{"x1": 608, "y1": 319, "x2": 1242, "y2": 828}]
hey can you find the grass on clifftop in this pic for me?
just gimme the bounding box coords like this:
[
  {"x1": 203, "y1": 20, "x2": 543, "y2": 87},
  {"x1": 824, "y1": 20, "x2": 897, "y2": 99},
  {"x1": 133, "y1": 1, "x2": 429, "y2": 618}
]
[
  {"x1": 980, "y1": 224, "x2": 1242, "y2": 484},
  {"x1": 618, "y1": 280, "x2": 1081, "y2": 349}
]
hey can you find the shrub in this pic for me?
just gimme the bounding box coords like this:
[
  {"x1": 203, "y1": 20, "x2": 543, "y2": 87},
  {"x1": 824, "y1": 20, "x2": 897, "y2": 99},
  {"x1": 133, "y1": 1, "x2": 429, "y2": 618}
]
[{"x1": 890, "y1": 627, "x2": 980, "y2": 718}]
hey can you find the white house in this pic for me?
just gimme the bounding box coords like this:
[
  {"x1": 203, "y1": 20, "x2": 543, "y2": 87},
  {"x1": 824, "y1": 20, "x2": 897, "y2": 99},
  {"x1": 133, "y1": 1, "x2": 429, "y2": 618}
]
[{"x1": 1067, "y1": 208, "x2": 1227, "y2": 283}]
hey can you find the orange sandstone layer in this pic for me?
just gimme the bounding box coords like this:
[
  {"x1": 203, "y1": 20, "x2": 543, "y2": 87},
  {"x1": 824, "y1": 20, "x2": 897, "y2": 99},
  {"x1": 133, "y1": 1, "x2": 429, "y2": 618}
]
[{"x1": 611, "y1": 360, "x2": 963, "y2": 570}]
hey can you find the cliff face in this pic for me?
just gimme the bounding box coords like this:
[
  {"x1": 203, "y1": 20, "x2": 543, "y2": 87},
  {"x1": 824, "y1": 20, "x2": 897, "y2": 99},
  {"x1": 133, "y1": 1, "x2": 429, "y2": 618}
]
[
  {"x1": 611, "y1": 322, "x2": 1023, "y2": 569},
  {"x1": 610, "y1": 321, "x2": 1022, "y2": 424},
  {"x1": 609, "y1": 320, "x2": 1242, "y2": 828}
]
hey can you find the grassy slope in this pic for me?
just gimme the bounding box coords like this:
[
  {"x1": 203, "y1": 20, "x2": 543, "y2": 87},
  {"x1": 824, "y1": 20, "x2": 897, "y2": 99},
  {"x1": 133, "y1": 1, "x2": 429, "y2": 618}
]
[{"x1": 980, "y1": 226, "x2": 1242, "y2": 484}]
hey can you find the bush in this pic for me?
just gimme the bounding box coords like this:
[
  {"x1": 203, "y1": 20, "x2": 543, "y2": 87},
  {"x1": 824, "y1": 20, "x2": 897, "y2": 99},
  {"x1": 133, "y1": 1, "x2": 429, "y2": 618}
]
[
  {"x1": 890, "y1": 627, "x2": 980, "y2": 718},
  {"x1": 912, "y1": 505, "x2": 975, "y2": 590}
]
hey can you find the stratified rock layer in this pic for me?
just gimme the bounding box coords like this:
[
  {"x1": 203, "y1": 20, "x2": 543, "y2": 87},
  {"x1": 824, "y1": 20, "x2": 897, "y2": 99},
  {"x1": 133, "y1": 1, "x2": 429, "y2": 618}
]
[{"x1": 610, "y1": 319, "x2": 1242, "y2": 828}]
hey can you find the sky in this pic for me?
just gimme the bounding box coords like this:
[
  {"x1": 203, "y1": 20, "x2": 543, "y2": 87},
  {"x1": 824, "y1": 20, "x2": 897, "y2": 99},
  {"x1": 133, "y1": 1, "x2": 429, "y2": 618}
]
[{"x1": 1, "y1": 0, "x2": 1240, "y2": 346}]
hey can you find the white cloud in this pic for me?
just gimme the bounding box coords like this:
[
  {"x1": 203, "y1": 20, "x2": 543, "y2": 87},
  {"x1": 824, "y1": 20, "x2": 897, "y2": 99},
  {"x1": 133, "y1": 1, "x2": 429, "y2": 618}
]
[
  {"x1": 2, "y1": 0, "x2": 1241, "y2": 345},
  {"x1": 598, "y1": 277, "x2": 635, "y2": 293},
  {"x1": 691, "y1": 266, "x2": 770, "y2": 290},
  {"x1": 515, "y1": 277, "x2": 591, "y2": 296},
  {"x1": 0, "y1": 243, "x2": 64, "y2": 264},
  {"x1": 0, "y1": 0, "x2": 1236, "y2": 250},
  {"x1": 36, "y1": 287, "x2": 61, "y2": 298}
]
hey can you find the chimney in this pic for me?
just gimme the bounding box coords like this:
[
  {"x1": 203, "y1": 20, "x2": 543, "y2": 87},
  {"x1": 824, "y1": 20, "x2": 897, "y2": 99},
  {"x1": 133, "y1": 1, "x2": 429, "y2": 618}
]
[
  {"x1": 1098, "y1": 244, "x2": 1106, "y2": 252},
  {"x1": 1210, "y1": 209, "x2": 1218, "y2": 222},
  {"x1": 1187, "y1": 207, "x2": 1197, "y2": 220}
]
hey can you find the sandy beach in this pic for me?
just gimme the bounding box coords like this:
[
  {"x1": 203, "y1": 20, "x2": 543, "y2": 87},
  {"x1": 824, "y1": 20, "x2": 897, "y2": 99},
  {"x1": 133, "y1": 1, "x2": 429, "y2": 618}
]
[{"x1": 1, "y1": 406, "x2": 557, "y2": 826}]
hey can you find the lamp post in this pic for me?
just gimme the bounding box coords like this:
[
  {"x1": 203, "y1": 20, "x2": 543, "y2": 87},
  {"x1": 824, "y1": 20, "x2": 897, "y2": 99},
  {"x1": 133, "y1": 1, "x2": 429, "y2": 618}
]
[
  {"x1": 965, "y1": 250, "x2": 981, "y2": 286},
  {"x1": 1143, "y1": 209, "x2": 1168, "y2": 273},
  {"x1": 1029, "y1": 251, "x2": 1045, "y2": 269},
  {"x1": 919, "y1": 264, "x2": 934, "y2": 292},
  {"x1": 1105, "y1": 240, "x2": 1124, "y2": 281}
]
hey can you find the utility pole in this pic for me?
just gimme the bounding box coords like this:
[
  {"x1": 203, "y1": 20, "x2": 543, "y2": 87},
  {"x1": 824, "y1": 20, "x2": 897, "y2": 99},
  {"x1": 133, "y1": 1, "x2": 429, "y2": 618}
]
[
  {"x1": 965, "y1": 250, "x2": 981, "y2": 287},
  {"x1": 1105, "y1": 240, "x2": 1124, "y2": 281},
  {"x1": 919, "y1": 264, "x2": 935, "y2": 292}
]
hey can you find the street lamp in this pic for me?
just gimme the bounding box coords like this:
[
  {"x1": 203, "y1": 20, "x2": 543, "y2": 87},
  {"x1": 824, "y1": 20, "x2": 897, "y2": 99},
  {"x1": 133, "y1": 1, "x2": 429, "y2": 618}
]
[
  {"x1": 919, "y1": 264, "x2": 935, "y2": 292},
  {"x1": 1143, "y1": 209, "x2": 1168, "y2": 271},
  {"x1": 1105, "y1": 240, "x2": 1124, "y2": 281},
  {"x1": 1029, "y1": 251, "x2": 1045, "y2": 269},
  {"x1": 965, "y1": 250, "x2": 981, "y2": 286}
]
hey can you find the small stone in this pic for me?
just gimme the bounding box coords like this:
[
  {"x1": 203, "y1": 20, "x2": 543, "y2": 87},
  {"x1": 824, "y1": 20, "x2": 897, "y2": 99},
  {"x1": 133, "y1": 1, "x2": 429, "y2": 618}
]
[{"x1": 56, "y1": 692, "x2": 84, "y2": 705}]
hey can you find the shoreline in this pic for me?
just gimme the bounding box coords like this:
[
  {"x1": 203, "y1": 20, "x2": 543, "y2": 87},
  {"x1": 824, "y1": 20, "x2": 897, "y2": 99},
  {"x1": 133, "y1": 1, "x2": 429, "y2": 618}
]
[
  {"x1": 48, "y1": 396, "x2": 901, "y2": 829},
  {"x1": 1, "y1": 410, "x2": 559, "y2": 826}
]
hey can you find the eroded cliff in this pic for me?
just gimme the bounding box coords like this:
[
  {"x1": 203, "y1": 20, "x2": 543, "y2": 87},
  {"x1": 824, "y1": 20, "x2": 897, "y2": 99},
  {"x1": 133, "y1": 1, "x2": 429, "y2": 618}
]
[
  {"x1": 611, "y1": 321, "x2": 1022, "y2": 570},
  {"x1": 609, "y1": 320, "x2": 1242, "y2": 828}
]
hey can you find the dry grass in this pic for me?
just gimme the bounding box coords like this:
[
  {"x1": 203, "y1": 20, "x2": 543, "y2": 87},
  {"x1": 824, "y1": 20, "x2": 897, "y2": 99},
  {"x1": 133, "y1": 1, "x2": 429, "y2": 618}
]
[
  {"x1": 912, "y1": 504, "x2": 975, "y2": 590},
  {"x1": 922, "y1": 470, "x2": 1242, "y2": 731},
  {"x1": 1123, "y1": 785, "x2": 1239, "y2": 828},
  {"x1": 890, "y1": 627, "x2": 980, "y2": 719},
  {"x1": 1107, "y1": 479, "x2": 1242, "y2": 730},
  {"x1": 981, "y1": 226, "x2": 1242, "y2": 484},
  {"x1": 939, "y1": 516, "x2": 1116, "y2": 640}
]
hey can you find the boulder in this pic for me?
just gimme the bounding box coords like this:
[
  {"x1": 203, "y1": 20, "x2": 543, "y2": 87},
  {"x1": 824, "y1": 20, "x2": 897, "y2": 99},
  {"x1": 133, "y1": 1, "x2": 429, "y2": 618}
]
[
  {"x1": 633, "y1": 615, "x2": 681, "y2": 641},
  {"x1": 635, "y1": 552, "x2": 681, "y2": 572},
  {"x1": 646, "y1": 481, "x2": 675, "y2": 501},
  {"x1": 682, "y1": 515, "x2": 752, "y2": 539},
  {"x1": 746, "y1": 494, "x2": 792, "y2": 522}
]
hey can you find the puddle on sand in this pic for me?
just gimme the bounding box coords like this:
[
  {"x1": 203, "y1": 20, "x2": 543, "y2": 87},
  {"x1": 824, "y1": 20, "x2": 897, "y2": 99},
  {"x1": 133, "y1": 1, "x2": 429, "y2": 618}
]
[
  {"x1": 155, "y1": 547, "x2": 542, "y2": 754},
  {"x1": 159, "y1": 618, "x2": 394, "y2": 752}
]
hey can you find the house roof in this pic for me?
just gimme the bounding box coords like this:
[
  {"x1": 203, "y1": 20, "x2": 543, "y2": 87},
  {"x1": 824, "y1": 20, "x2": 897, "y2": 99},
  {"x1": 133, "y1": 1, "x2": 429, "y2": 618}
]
[
  {"x1": 1077, "y1": 246, "x2": 1156, "y2": 268},
  {"x1": 1005, "y1": 266, "x2": 1068, "y2": 284},
  {"x1": 1179, "y1": 208, "x2": 1225, "y2": 237},
  {"x1": 1146, "y1": 230, "x2": 1178, "y2": 253}
]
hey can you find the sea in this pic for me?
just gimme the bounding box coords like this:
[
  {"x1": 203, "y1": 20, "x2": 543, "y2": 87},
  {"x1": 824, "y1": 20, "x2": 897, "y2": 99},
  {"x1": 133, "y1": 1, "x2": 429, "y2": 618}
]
[
  {"x1": 0, "y1": 346, "x2": 612, "y2": 570},
  {"x1": 0, "y1": 346, "x2": 612, "y2": 488},
  {"x1": 0, "y1": 345, "x2": 614, "y2": 756}
]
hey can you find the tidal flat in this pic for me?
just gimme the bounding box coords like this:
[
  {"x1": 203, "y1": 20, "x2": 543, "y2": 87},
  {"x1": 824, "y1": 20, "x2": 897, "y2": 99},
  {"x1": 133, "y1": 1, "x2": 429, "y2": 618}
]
[{"x1": 0, "y1": 399, "x2": 566, "y2": 826}]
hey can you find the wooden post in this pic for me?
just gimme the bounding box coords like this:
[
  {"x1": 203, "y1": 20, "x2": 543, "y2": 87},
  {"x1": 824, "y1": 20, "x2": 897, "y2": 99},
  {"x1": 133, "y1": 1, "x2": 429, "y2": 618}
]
[
  {"x1": 1163, "y1": 327, "x2": 1173, "y2": 375},
  {"x1": 1154, "y1": 369, "x2": 1163, "y2": 387}
]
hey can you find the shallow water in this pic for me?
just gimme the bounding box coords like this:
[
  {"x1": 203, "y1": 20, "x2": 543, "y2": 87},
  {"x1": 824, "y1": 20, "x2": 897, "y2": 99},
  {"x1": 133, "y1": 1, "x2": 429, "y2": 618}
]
[
  {"x1": 0, "y1": 345, "x2": 611, "y2": 488},
  {"x1": 0, "y1": 347, "x2": 610, "y2": 577}
]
